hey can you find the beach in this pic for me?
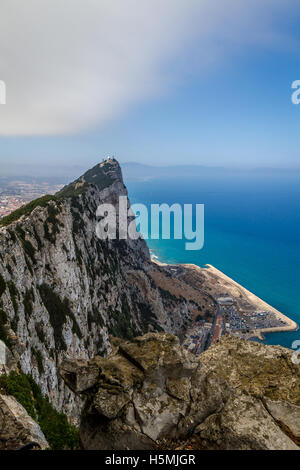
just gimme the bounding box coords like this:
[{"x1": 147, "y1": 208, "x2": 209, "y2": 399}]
[
  {"x1": 203, "y1": 264, "x2": 298, "y2": 337},
  {"x1": 151, "y1": 255, "x2": 298, "y2": 339}
]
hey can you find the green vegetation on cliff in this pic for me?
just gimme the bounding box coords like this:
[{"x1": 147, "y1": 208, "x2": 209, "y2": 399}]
[
  {"x1": 0, "y1": 161, "x2": 117, "y2": 228},
  {"x1": 0, "y1": 273, "x2": 6, "y2": 297},
  {"x1": 38, "y1": 283, "x2": 82, "y2": 350},
  {"x1": 7, "y1": 280, "x2": 18, "y2": 314},
  {"x1": 0, "y1": 195, "x2": 58, "y2": 227},
  {"x1": 23, "y1": 288, "x2": 35, "y2": 319},
  {"x1": 0, "y1": 308, "x2": 11, "y2": 348},
  {"x1": 108, "y1": 295, "x2": 138, "y2": 340},
  {"x1": 0, "y1": 372, "x2": 79, "y2": 450}
]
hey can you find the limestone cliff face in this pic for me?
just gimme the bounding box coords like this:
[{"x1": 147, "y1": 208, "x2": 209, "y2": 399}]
[
  {"x1": 60, "y1": 333, "x2": 300, "y2": 451},
  {"x1": 0, "y1": 160, "x2": 191, "y2": 418},
  {"x1": 0, "y1": 393, "x2": 48, "y2": 450}
]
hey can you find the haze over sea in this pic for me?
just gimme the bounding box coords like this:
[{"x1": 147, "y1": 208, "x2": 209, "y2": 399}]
[{"x1": 125, "y1": 170, "x2": 300, "y2": 349}]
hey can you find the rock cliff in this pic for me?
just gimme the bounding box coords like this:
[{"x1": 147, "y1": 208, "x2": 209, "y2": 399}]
[
  {"x1": 2, "y1": 159, "x2": 298, "y2": 451},
  {"x1": 0, "y1": 393, "x2": 48, "y2": 450},
  {"x1": 0, "y1": 159, "x2": 196, "y2": 419},
  {"x1": 60, "y1": 333, "x2": 300, "y2": 450}
]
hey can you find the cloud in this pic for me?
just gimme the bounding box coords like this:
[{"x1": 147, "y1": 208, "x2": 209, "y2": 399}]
[{"x1": 0, "y1": 0, "x2": 297, "y2": 136}]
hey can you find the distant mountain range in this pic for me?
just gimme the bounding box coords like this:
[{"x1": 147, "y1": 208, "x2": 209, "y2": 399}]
[
  {"x1": 121, "y1": 162, "x2": 300, "y2": 182},
  {"x1": 2, "y1": 160, "x2": 300, "y2": 184}
]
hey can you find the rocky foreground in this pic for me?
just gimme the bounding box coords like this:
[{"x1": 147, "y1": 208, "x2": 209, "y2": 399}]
[{"x1": 60, "y1": 333, "x2": 300, "y2": 450}]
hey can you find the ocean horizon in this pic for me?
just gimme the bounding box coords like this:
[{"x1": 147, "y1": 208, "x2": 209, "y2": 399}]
[{"x1": 125, "y1": 172, "x2": 300, "y2": 349}]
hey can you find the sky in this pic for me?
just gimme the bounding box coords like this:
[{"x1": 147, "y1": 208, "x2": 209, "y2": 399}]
[{"x1": 0, "y1": 0, "x2": 300, "y2": 175}]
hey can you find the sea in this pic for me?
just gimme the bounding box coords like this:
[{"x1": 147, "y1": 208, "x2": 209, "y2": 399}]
[{"x1": 125, "y1": 171, "x2": 300, "y2": 349}]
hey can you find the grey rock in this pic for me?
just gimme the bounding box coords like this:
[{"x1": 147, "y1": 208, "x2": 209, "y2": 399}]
[
  {"x1": 265, "y1": 399, "x2": 300, "y2": 439},
  {"x1": 60, "y1": 333, "x2": 300, "y2": 450},
  {"x1": 0, "y1": 394, "x2": 48, "y2": 450},
  {"x1": 196, "y1": 393, "x2": 299, "y2": 450},
  {"x1": 0, "y1": 160, "x2": 194, "y2": 419},
  {"x1": 0, "y1": 340, "x2": 18, "y2": 375},
  {"x1": 59, "y1": 357, "x2": 99, "y2": 393}
]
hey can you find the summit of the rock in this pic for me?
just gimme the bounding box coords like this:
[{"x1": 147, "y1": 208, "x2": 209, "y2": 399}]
[
  {"x1": 0, "y1": 159, "x2": 123, "y2": 228},
  {"x1": 56, "y1": 158, "x2": 123, "y2": 200}
]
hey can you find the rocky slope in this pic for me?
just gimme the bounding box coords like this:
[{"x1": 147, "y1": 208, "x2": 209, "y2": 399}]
[
  {"x1": 0, "y1": 392, "x2": 48, "y2": 450},
  {"x1": 60, "y1": 333, "x2": 300, "y2": 450},
  {"x1": 0, "y1": 159, "x2": 200, "y2": 419}
]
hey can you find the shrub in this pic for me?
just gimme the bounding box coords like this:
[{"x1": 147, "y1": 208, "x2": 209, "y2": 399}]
[
  {"x1": 6, "y1": 264, "x2": 13, "y2": 276},
  {"x1": 36, "y1": 322, "x2": 46, "y2": 344},
  {"x1": 108, "y1": 296, "x2": 138, "y2": 340},
  {"x1": 138, "y1": 302, "x2": 163, "y2": 333},
  {"x1": 0, "y1": 372, "x2": 79, "y2": 450},
  {"x1": 0, "y1": 371, "x2": 36, "y2": 419},
  {"x1": 31, "y1": 347, "x2": 44, "y2": 375},
  {"x1": 0, "y1": 273, "x2": 6, "y2": 297},
  {"x1": 0, "y1": 308, "x2": 11, "y2": 348},
  {"x1": 7, "y1": 281, "x2": 18, "y2": 314},
  {"x1": 43, "y1": 205, "x2": 63, "y2": 244},
  {"x1": 38, "y1": 284, "x2": 82, "y2": 350},
  {"x1": 22, "y1": 239, "x2": 36, "y2": 264},
  {"x1": 23, "y1": 288, "x2": 34, "y2": 319},
  {"x1": 0, "y1": 195, "x2": 58, "y2": 227}
]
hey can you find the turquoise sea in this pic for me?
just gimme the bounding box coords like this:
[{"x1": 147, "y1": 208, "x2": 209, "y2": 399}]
[{"x1": 125, "y1": 172, "x2": 300, "y2": 349}]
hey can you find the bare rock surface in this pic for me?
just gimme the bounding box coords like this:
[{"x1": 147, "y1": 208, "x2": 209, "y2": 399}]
[
  {"x1": 0, "y1": 340, "x2": 18, "y2": 375},
  {"x1": 264, "y1": 399, "x2": 300, "y2": 441},
  {"x1": 0, "y1": 393, "x2": 48, "y2": 450},
  {"x1": 196, "y1": 393, "x2": 298, "y2": 450},
  {"x1": 198, "y1": 335, "x2": 300, "y2": 405},
  {"x1": 60, "y1": 333, "x2": 300, "y2": 450}
]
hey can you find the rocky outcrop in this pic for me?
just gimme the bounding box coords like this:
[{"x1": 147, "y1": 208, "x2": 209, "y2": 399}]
[
  {"x1": 196, "y1": 336, "x2": 300, "y2": 449},
  {"x1": 198, "y1": 335, "x2": 300, "y2": 405},
  {"x1": 195, "y1": 393, "x2": 298, "y2": 450},
  {"x1": 0, "y1": 159, "x2": 198, "y2": 419},
  {"x1": 264, "y1": 400, "x2": 300, "y2": 441},
  {"x1": 0, "y1": 339, "x2": 18, "y2": 375},
  {"x1": 60, "y1": 333, "x2": 300, "y2": 450},
  {"x1": 0, "y1": 393, "x2": 48, "y2": 450}
]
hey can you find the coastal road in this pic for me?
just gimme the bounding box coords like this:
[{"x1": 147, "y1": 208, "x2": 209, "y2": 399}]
[
  {"x1": 190, "y1": 288, "x2": 224, "y2": 348},
  {"x1": 164, "y1": 264, "x2": 225, "y2": 351},
  {"x1": 210, "y1": 311, "x2": 223, "y2": 345}
]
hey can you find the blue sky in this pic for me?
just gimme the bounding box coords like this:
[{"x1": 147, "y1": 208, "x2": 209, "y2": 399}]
[{"x1": 0, "y1": 1, "x2": 300, "y2": 174}]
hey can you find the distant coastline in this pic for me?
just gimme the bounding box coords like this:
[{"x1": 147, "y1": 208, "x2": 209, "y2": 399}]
[
  {"x1": 150, "y1": 251, "x2": 298, "y2": 342},
  {"x1": 204, "y1": 264, "x2": 298, "y2": 338},
  {"x1": 130, "y1": 173, "x2": 300, "y2": 350}
]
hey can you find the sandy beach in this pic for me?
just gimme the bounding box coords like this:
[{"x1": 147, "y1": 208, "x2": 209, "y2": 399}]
[
  {"x1": 204, "y1": 264, "x2": 298, "y2": 335},
  {"x1": 151, "y1": 255, "x2": 298, "y2": 337}
]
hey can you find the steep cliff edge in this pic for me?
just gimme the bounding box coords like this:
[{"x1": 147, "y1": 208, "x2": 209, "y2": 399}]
[
  {"x1": 1, "y1": 160, "x2": 299, "y2": 451},
  {"x1": 60, "y1": 333, "x2": 300, "y2": 450},
  {"x1": 0, "y1": 159, "x2": 198, "y2": 418}
]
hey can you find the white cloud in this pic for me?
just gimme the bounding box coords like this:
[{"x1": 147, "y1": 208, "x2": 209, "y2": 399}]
[{"x1": 0, "y1": 0, "x2": 296, "y2": 136}]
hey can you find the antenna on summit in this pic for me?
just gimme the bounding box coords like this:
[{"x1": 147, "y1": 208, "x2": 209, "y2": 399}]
[{"x1": 103, "y1": 155, "x2": 116, "y2": 163}]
